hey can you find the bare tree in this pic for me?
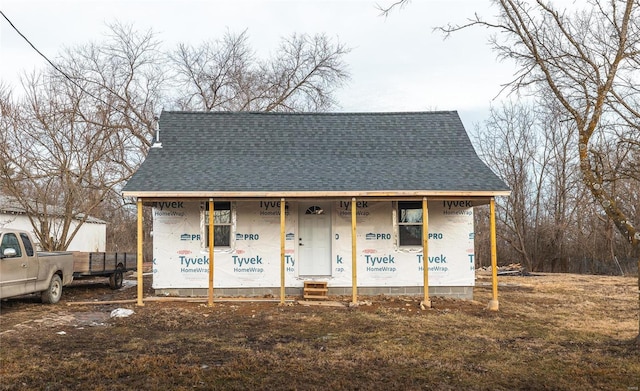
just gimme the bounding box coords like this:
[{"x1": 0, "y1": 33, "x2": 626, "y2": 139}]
[
  {"x1": 171, "y1": 30, "x2": 350, "y2": 112},
  {"x1": 435, "y1": 0, "x2": 640, "y2": 342},
  {"x1": 0, "y1": 23, "x2": 166, "y2": 250},
  {"x1": 57, "y1": 22, "x2": 166, "y2": 153},
  {"x1": 0, "y1": 72, "x2": 127, "y2": 250},
  {"x1": 476, "y1": 102, "x2": 543, "y2": 271},
  {"x1": 381, "y1": 0, "x2": 640, "y2": 246},
  {"x1": 383, "y1": 0, "x2": 640, "y2": 336},
  {"x1": 538, "y1": 103, "x2": 579, "y2": 271},
  {"x1": 0, "y1": 82, "x2": 15, "y2": 153},
  {"x1": 443, "y1": 0, "x2": 640, "y2": 245},
  {"x1": 473, "y1": 94, "x2": 619, "y2": 275}
]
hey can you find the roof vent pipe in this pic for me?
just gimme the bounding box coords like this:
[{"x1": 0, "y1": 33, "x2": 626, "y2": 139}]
[{"x1": 151, "y1": 115, "x2": 162, "y2": 149}]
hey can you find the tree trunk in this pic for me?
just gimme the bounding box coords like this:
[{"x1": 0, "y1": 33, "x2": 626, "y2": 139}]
[{"x1": 637, "y1": 254, "x2": 640, "y2": 345}]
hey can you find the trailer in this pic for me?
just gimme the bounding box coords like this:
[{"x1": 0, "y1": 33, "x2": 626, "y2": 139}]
[{"x1": 72, "y1": 252, "x2": 137, "y2": 289}]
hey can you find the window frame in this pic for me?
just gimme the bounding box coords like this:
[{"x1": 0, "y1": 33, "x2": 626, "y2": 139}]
[
  {"x1": 203, "y1": 201, "x2": 232, "y2": 248},
  {"x1": 397, "y1": 201, "x2": 423, "y2": 247}
]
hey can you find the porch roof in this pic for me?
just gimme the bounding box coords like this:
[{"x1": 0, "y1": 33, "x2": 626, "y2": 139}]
[{"x1": 122, "y1": 111, "x2": 510, "y2": 199}]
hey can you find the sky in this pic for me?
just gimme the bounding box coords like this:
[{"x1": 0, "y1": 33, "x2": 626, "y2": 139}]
[{"x1": 0, "y1": 0, "x2": 516, "y2": 131}]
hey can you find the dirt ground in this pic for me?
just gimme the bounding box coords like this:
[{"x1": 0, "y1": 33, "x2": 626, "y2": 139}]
[{"x1": 1, "y1": 272, "x2": 638, "y2": 390}]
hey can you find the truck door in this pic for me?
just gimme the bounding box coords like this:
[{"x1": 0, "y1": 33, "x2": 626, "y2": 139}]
[
  {"x1": 19, "y1": 232, "x2": 38, "y2": 286},
  {"x1": 0, "y1": 232, "x2": 30, "y2": 299}
]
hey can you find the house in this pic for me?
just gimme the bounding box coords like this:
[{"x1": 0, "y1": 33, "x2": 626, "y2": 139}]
[
  {"x1": 122, "y1": 111, "x2": 509, "y2": 307},
  {"x1": 0, "y1": 195, "x2": 106, "y2": 252}
]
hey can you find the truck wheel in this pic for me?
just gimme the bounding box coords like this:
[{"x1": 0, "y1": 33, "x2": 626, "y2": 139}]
[
  {"x1": 109, "y1": 267, "x2": 124, "y2": 290},
  {"x1": 41, "y1": 274, "x2": 63, "y2": 304}
]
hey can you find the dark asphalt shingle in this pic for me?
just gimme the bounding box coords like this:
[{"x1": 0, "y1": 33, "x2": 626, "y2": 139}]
[{"x1": 122, "y1": 111, "x2": 509, "y2": 194}]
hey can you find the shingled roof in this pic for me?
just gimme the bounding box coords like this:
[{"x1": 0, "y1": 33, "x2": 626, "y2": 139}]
[{"x1": 122, "y1": 111, "x2": 509, "y2": 198}]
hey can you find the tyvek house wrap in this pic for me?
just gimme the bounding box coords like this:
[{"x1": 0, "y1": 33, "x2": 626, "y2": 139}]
[{"x1": 151, "y1": 200, "x2": 475, "y2": 289}]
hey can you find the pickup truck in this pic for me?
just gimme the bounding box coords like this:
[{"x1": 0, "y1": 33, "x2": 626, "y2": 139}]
[{"x1": 0, "y1": 229, "x2": 74, "y2": 304}]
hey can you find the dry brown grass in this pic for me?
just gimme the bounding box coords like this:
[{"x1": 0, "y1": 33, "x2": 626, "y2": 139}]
[{"x1": 1, "y1": 273, "x2": 638, "y2": 390}]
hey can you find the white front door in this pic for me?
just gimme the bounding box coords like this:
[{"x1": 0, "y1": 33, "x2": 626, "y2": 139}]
[{"x1": 298, "y1": 203, "x2": 332, "y2": 276}]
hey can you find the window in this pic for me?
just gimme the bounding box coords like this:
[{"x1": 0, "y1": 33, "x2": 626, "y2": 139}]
[
  {"x1": 0, "y1": 233, "x2": 23, "y2": 257},
  {"x1": 398, "y1": 201, "x2": 423, "y2": 246},
  {"x1": 305, "y1": 206, "x2": 324, "y2": 215},
  {"x1": 19, "y1": 233, "x2": 34, "y2": 256},
  {"x1": 204, "y1": 202, "x2": 231, "y2": 247}
]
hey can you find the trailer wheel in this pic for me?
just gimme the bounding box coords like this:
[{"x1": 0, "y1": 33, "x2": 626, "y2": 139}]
[
  {"x1": 109, "y1": 266, "x2": 124, "y2": 290},
  {"x1": 41, "y1": 274, "x2": 63, "y2": 304}
]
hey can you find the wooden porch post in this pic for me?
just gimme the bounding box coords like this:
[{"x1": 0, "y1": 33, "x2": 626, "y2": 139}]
[
  {"x1": 488, "y1": 197, "x2": 499, "y2": 311},
  {"x1": 280, "y1": 198, "x2": 286, "y2": 305},
  {"x1": 422, "y1": 197, "x2": 431, "y2": 308},
  {"x1": 208, "y1": 199, "x2": 215, "y2": 307},
  {"x1": 351, "y1": 197, "x2": 358, "y2": 305},
  {"x1": 136, "y1": 198, "x2": 144, "y2": 306}
]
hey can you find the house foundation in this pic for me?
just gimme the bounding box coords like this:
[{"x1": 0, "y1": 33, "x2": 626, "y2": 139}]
[{"x1": 155, "y1": 286, "x2": 474, "y2": 300}]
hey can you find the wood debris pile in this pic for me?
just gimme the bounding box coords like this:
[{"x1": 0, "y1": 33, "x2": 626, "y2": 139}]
[{"x1": 478, "y1": 263, "x2": 529, "y2": 276}]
